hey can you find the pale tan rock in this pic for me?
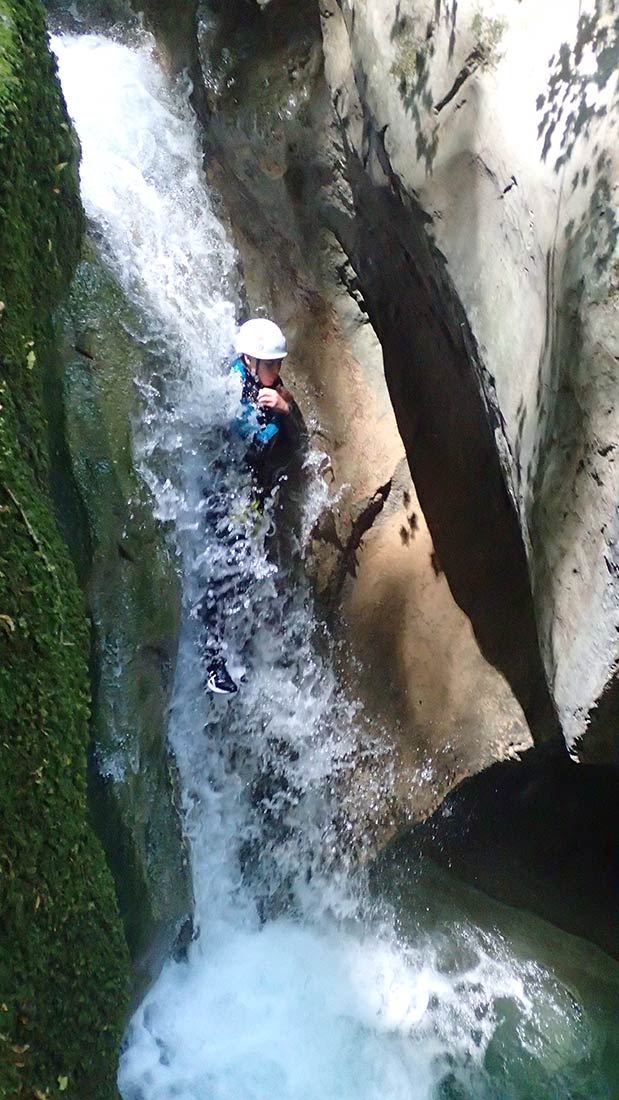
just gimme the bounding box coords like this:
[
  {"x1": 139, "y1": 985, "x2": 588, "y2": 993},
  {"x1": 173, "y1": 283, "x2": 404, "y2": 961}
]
[
  {"x1": 191, "y1": 0, "x2": 540, "y2": 813},
  {"x1": 320, "y1": 0, "x2": 619, "y2": 761},
  {"x1": 340, "y1": 463, "x2": 532, "y2": 821}
]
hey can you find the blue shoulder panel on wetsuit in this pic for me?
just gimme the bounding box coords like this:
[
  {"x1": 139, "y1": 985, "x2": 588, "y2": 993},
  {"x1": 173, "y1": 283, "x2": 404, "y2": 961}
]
[{"x1": 230, "y1": 356, "x2": 280, "y2": 450}]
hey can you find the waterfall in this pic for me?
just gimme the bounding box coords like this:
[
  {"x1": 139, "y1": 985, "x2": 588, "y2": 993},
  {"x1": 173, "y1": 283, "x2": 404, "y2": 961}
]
[{"x1": 53, "y1": 31, "x2": 618, "y2": 1100}]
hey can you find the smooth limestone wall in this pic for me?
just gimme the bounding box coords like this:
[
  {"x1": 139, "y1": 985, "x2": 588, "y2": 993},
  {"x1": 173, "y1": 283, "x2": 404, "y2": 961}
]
[
  {"x1": 318, "y1": 0, "x2": 619, "y2": 763},
  {"x1": 160, "y1": 0, "x2": 537, "y2": 824},
  {"x1": 196, "y1": 0, "x2": 619, "y2": 769}
]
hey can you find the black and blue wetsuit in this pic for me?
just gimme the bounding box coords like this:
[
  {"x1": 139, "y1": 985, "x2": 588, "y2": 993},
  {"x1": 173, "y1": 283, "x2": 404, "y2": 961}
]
[
  {"x1": 197, "y1": 357, "x2": 298, "y2": 690},
  {"x1": 230, "y1": 355, "x2": 290, "y2": 470}
]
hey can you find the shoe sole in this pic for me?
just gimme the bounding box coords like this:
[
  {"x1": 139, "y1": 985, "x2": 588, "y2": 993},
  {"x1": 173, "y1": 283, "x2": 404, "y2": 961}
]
[{"x1": 206, "y1": 679, "x2": 238, "y2": 695}]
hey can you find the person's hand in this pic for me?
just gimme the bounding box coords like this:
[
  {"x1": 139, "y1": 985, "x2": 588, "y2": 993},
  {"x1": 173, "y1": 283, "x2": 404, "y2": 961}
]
[{"x1": 257, "y1": 387, "x2": 289, "y2": 414}]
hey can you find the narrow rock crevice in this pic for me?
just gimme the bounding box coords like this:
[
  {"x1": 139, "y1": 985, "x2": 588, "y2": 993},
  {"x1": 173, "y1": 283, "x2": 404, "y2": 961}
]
[
  {"x1": 322, "y1": 112, "x2": 561, "y2": 746},
  {"x1": 184, "y1": 0, "x2": 562, "y2": 751},
  {"x1": 433, "y1": 45, "x2": 486, "y2": 113},
  {"x1": 325, "y1": 478, "x2": 393, "y2": 607}
]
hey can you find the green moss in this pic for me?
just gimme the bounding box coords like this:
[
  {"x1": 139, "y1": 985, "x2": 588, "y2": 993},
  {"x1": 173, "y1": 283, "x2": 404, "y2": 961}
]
[
  {"x1": 390, "y1": 16, "x2": 427, "y2": 85},
  {"x1": 0, "y1": 3, "x2": 130, "y2": 1097},
  {"x1": 471, "y1": 10, "x2": 507, "y2": 64},
  {"x1": 57, "y1": 245, "x2": 188, "y2": 974}
]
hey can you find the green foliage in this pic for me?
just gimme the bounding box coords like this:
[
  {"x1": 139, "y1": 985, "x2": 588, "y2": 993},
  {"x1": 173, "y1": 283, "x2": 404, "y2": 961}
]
[
  {"x1": 471, "y1": 10, "x2": 507, "y2": 63},
  {"x1": 390, "y1": 17, "x2": 427, "y2": 85},
  {"x1": 0, "y1": 2, "x2": 130, "y2": 1096}
]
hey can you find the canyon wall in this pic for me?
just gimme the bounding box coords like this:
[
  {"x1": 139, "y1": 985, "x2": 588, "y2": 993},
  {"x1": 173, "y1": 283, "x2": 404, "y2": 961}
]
[
  {"x1": 317, "y1": 0, "x2": 619, "y2": 763},
  {"x1": 0, "y1": 4, "x2": 130, "y2": 1095},
  {"x1": 149, "y1": 0, "x2": 532, "y2": 819},
  {"x1": 57, "y1": 242, "x2": 190, "y2": 977},
  {"x1": 176, "y1": 0, "x2": 619, "y2": 785}
]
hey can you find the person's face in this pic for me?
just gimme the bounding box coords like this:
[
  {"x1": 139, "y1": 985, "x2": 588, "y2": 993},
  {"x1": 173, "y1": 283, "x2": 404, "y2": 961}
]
[{"x1": 253, "y1": 357, "x2": 283, "y2": 387}]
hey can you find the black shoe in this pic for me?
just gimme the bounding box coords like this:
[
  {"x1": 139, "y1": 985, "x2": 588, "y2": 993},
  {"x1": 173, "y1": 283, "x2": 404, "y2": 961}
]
[{"x1": 206, "y1": 660, "x2": 238, "y2": 695}]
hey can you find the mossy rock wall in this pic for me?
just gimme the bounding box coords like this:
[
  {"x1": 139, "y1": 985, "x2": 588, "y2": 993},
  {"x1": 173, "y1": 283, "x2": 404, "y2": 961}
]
[
  {"x1": 57, "y1": 244, "x2": 189, "y2": 979},
  {"x1": 0, "y1": 3, "x2": 130, "y2": 1097}
]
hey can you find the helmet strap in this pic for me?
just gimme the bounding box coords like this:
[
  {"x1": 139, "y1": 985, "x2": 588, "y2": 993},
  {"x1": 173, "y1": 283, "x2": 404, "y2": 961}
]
[{"x1": 242, "y1": 353, "x2": 258, "y2": 374}]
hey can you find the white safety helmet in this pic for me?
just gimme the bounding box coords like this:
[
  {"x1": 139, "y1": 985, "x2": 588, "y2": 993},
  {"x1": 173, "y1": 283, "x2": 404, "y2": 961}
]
[{"x1": 235, "y1": 318, "x2": 288, "y2": 360}]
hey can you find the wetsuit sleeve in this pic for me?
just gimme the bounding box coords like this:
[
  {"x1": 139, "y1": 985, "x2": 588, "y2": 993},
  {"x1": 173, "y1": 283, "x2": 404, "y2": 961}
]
[{"x1": 230, "y1": 357, "x2": 257, "y2": 440}]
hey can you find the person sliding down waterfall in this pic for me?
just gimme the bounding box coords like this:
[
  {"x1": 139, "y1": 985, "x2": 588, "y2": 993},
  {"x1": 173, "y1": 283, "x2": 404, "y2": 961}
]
[
  {"x1": 231, "y1": 317, "x2": 297, "y2": 480},
  {"x1": 200, "y1": 318, "x2": 298, "y2": 695}
]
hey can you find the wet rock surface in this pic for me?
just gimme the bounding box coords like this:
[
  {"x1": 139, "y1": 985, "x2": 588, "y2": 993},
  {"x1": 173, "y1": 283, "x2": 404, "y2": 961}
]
[
  {"x1": 0, "y1": 4, "x2": 130, "y2": 1095},
  {"x1": 127, "y1": 0, "x2": 619, "y2": 783},
  {"x1": 173, "y1": 0, "x2": 540, "y2": 818},
  {"x1": 58, "y1": 243, "x2": 190, "y2": 979},
  {"x1": 27, "y1": 4, "x2": 619, "y2": 1066},
  {"x1": 188, "y1": 0, "x2": 619, "y2": 769}
]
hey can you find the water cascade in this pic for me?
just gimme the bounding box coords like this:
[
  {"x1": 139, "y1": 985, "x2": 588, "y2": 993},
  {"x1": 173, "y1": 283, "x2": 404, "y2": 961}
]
[{"x1": 54, "y1": 30, "x2": 619, "y2": 1100}]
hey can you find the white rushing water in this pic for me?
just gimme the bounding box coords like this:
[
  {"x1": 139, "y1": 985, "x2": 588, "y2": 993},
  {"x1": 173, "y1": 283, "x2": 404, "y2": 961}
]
[{"x1": 54, "y1": 32, "x2": 613, "y2": 1100}]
